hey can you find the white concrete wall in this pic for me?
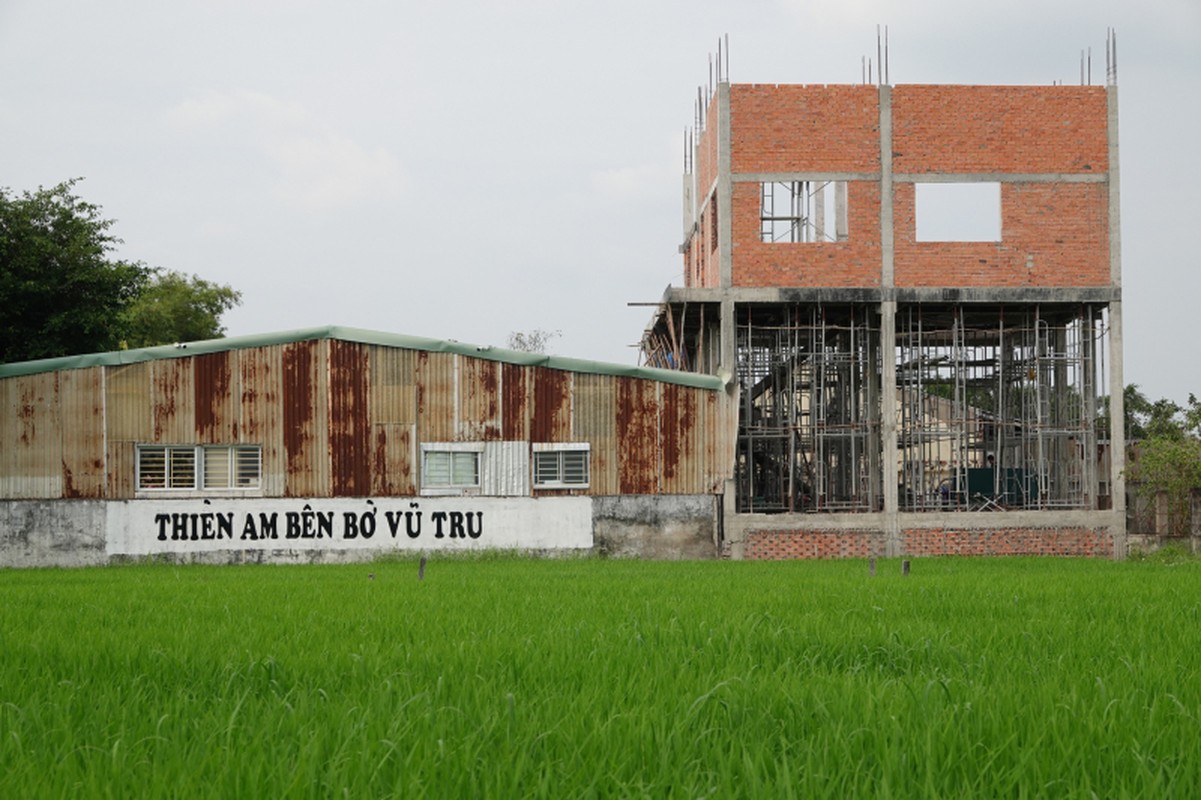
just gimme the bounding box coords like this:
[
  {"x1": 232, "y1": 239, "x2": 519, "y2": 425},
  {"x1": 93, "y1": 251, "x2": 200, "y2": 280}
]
[{"x1": 1, "y1": 494, "x2": 723, "y2": 566}]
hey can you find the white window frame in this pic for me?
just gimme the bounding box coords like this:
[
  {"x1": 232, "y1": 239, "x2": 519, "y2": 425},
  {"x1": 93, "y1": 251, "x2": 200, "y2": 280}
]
[
  {"x1": 136, "y1": 444, "x2": 261, "y2": 493},
  {"x1": 531, "y1": 443, "x2": 591, "y2": 489},
  {"x1": 421, "y1": 443, "x2": 484, "y2": 496}
]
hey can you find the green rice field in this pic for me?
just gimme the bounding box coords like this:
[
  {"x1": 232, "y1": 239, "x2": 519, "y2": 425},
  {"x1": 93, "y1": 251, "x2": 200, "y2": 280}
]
[{"x1": 2, "y1": 554, "x2": 1200, "y2": 798}]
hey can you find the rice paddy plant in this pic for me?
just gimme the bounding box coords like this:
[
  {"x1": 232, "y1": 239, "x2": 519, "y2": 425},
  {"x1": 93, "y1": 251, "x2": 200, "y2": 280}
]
[{"x1": 1, "y1": 556, "x2": 1200, "y2": 797}]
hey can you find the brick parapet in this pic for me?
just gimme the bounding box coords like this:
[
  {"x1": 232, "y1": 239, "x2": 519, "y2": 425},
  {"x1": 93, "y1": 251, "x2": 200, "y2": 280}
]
[
  {"x1": 742, "y1": 526, "x2": 1113, "y2": 559},
  {"x1": 903, "y1": 526, "x2": 1113, "y2": 557},
  {"x1": 744, "y1": 529, "x2": 886, "y2": 560}
]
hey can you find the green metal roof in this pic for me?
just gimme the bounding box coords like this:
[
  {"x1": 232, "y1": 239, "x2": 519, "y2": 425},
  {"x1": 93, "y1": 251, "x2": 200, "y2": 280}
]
[{"x1": 0, "y1": 325, "x2": 724, "y2": 390}]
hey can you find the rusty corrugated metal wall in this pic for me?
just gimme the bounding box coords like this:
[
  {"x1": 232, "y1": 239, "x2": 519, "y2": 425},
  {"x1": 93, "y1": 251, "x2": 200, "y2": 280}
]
[
  {"x1": 0, "y1": 339, "x2": 736, "y2": 500},
  {"x1": 61, "y1": 367, "x2": 105, "y2": 498},
  {"x1": 240, "y1": 345, "x2": 284, "y2": 496},
  {"x1": 328, "y1": 340, "x2": 370, "y2": 496}
]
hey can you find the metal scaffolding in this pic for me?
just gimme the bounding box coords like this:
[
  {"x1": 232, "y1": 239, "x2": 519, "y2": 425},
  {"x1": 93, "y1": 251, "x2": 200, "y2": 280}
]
[
  {"x1": 735, "y1": 304, "x2": 880, "y2": 513},
  {"x1": 730, "y1": 302, "x2": 1107, "y2": 514},
  {"x1": 896, "y1": 304, "x2": 1105, "y2": 511}
]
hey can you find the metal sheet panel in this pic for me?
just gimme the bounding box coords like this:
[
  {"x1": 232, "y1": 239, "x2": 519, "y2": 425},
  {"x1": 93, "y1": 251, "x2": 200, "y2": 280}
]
[
  {"x1": 281, "y1": 340, "x2": 329, "y2": 497},
  {"x1": 329, "y1": 339, "x2": 370, "y2": 496},
  {"x1": 1, "y1": 372, "x2": 62, "y2": 498},
  {"x1": 570, "y1": 373, "x2": 617, "y2": 496},
  {"x1": 60, "y1": 367, "x2": 105, "y2": 498},
  {"x1": 531, "y1": 368, "x2": 571, "y2": 443},
  {"x1": 457, "y1": 356, "x2": 501, "y2": 441},
  {"x1": 151, "y1": 358, "x2": 194, "y2": 443},
  {"x1": 194, "y1": 351, "x2": 238, "y2": 443},
  {"x1": 660, "y1": 383, "x2": 698, "y2": 495},
  {"x1": 416, "y1": 351, "x2": 455, "y2": 443},
  {"x1": 0, "y1": 379, "x2": 13, "y2": 497},
  {"x1": 368, "y1": 345, "x2": 416, "y2": 424},
  {"x1": 501, "y1": 362, "x2": 529, "y2": 440},
  {"x1": 617, "y1": 377, "x2": 661, "y2": 494},
  {"x1": 105, "y1": 363, "x2": 151, "y2": 442},
  {"x1": 702, "y1": 386, "x2": 726, "y2": 493},
  {"x1": 481, "y1": 441, "x2": 530, "y2": 497},
  {"x1": 240, "y1": 346, "x2": 285, "y2": 496},
  {"x1": 106, "y1": 439, "x2": 136, "y2": 499},
  {"x1": 371, "y1": 422, "x2": 416, "y2": 495}
]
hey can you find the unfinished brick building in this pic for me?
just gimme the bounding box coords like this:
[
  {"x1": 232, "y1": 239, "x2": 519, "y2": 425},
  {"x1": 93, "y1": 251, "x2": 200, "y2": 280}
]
[{"x1": 642, "y1": 50, "x2": 1126, "y2": 558}]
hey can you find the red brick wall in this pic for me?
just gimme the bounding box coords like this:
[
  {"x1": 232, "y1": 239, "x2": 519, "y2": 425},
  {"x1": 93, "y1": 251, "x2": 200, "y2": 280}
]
[
  {"x1": 744, "y1": 526, "x2": 1113, "y2": 559},
  {"x1": 730, "y1": 85, "x2": 880, "y2": 173},
  {"x1": 891, "y1": 85, "x2": 1108, "y2": 174},
  {"x1": 712, "y1": 83, "x2": 1110, "y2": 291},
  {"x1": 731, "y1": 181, "x2": 882, "y2": 287},
  {"x1": 685, "y1": 94, "x2": 722, "y2": 290},
  {"x1": 745, "y1": 529, "x2": 886, "y2": 559},
  {"x1": 903, "y1": 527, "x2": 1113, "y2": 557}
]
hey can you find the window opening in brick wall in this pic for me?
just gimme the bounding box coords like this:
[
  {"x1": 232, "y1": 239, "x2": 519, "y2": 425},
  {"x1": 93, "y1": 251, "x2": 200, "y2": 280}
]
[
  {"x1": 137, "y1": 444, "x2": 261, "y2": 491},
  {"x1": 532, "y1": 444, "x2": 590, "y2": 488},
  {"x1": 915, "y1": 182, "x2": 1001, "y2": 242},
  {"x1": 760, "y1": 181, "x2": 848, "y2": 243}
]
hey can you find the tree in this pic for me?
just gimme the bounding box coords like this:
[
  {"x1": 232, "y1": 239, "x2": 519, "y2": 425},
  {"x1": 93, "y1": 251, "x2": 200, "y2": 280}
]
[
  {"x1": 1123, "y1": 385, "x2": 1201, "y2": 536},
  {"x1": 0, "y1": 179, "x2": 241, "y2": 363},
  {"x1": 507, "y1": 329, "x2": 561, "y2": 354},
  {"x1": 0, "y1": 180, "x2": 147, "y2": 362},
  {"x1": 1129, "y1": 436, "x2": 1201, "y2": 536},
  {"x1": 122, "y1": 269, "x2": 241, "y2": 348}
]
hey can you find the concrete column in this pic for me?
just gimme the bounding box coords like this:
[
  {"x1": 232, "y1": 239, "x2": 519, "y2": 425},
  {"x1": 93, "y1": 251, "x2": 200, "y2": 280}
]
[
  {"x1": 878, "y1": 86, "x2": 900, "y2": 555},
  {"x1": 716, "y1": 82, "x2": 736, "y2": 378},
  {"x1": 881, "y1": 302, "x2": 900, "y2": 555},
  {"x1": 879, "y1": 86, "x2": 895, "y2": 288},
  {"x1": 718, "y1": 82, "x2": 733, "y2": 292},
  {"x1": 1106, "y1": 84, "x2": 1127, "y2": 559}
]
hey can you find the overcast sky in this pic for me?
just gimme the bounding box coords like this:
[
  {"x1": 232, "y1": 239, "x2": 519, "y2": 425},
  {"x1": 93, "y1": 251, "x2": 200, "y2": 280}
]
[{"x1": 2, "y1": 0, "x2": 1197, "y2": 403}]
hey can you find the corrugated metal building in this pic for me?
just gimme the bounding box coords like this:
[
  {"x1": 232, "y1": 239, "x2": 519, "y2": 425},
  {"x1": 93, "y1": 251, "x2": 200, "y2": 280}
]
[{"x1": 0, "y1": 327, "x2": 737, "y2": 566}]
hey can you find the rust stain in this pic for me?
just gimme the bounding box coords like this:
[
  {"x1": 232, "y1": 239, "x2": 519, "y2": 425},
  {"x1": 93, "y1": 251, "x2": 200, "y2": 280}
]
[
  {"x1": 502, "y1": 363, "x2": 528, "y2": 440},
  {"x1": 373, "y1": 426, "x2": 390, "y2": 492},
  {"x1": 151, "y1": 359, "x2": 193, "y2": 441},
  {"x1": 531, "y1": 368, "x2": 570, "y2": 443},
  {"x1": 371, "y1": 423, "x2": 414, "y2": 495},
  {"x1": 329, "y1": 340, "x2": 370, "y2": 496},
  {"x1": 282, "y1": 342, "x2": 315, "y2": 484},
  {"x1": 616, "y1": 377, "x2": 659, "y2": 494},
  {"x1": 478, "y1": 358, "x2": 500, "y2": 440},
  {"x1": 17, "y1": 384, "x2": 37, "y2": 444},
  {"x1": 415, "y1": 350, "x2": 429, "y2": 424},
  {"x1": 194, "y1": 351, "x2": 233, "y2": 442},
  {"x1": 459, "y1": 357, "x2": 501, "y2": 440},
  {"x1": 660, "y1": 384, "x2": 681, "y2": 482},
  {"x1": 58, "y1": 368, "x2": 104, "y2": 498}
]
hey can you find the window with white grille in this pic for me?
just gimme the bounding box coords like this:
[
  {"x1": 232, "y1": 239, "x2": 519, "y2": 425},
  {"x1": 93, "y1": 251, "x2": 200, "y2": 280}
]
[
  {"x1": 137, "y1": 445, "x2": 261, "y2": 491},
  {"x1": 532, "y1": 444, "x2": 590, "y2": 489},
  {"x1": 421, "y1": 444, "x2": 483, "y2": 493}
]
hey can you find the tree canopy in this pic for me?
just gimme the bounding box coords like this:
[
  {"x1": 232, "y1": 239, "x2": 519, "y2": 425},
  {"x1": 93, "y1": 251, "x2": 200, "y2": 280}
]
[
  {"x1": 0, "y1": 180, "x2": 240, "y2": 363},
  {"x1": 122, "y1": 269, "x2": 241, "y2": 349},
  {"x1": 1124, "y1": 385, "x2": 1201, "y2": 536},
  {"x1": 0, "y1": 180, "x2": 146, "y2": 362},
  {"x1": 507, "y1": 329, "x2": 561, "y2": 354}
]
